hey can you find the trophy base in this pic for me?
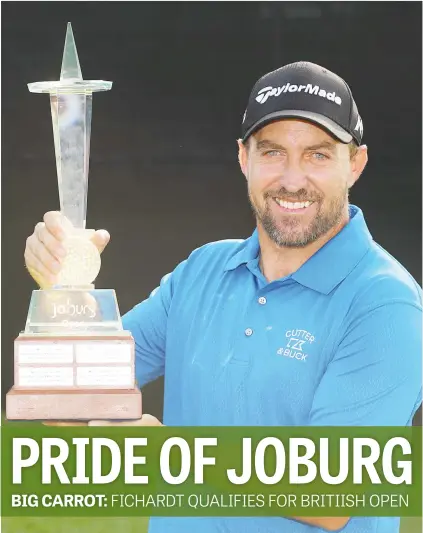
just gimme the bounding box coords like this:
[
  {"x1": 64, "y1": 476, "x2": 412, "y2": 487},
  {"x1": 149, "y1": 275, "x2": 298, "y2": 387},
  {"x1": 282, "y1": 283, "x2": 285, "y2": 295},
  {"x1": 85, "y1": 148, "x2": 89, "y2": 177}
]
[{"x1": 6, "y1": 387, "x2": 142, "y2": 421}]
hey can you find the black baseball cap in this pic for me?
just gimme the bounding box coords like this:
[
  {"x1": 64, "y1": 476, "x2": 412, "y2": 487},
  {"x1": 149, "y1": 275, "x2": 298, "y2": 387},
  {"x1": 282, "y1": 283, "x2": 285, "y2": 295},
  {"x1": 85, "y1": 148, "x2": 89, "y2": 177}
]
[{"x1": 241, "y1": 61, "x2": 363, "y2": 145}]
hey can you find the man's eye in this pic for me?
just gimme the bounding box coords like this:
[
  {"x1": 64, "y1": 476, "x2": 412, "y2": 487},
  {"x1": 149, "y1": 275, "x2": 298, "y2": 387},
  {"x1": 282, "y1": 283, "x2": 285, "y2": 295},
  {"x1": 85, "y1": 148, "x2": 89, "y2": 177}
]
[
  {"x1": 263, "y1": 150, "x2": 282, "y2": 157},
  {"x1": 312, "y1": 152, "x2": 329, "y2": 160}
]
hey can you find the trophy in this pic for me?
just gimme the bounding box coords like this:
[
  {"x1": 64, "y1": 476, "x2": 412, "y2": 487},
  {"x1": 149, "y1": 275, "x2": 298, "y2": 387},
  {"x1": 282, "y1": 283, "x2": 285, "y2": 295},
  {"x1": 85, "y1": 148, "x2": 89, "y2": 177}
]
[{"x1": 6, "y1": 23, "x2": 142, "y2": 420}]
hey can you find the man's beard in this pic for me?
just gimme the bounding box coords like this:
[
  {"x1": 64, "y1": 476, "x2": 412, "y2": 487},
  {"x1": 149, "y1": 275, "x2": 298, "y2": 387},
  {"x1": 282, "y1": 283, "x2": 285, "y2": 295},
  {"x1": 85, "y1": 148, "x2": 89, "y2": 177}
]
[{"x1": 248, "y1": 185, "x2": 348, "y2": 248}]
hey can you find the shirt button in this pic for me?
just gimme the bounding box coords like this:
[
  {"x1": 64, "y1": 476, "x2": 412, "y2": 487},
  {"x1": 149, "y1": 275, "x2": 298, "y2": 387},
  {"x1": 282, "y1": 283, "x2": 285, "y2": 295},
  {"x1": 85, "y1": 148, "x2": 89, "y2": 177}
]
[
  {"x1": 245, "y1": 328, "x2": 253, "y2": 337},
  {"x1": 258, "y1": 296, "x2": 267, "y2": 305}
]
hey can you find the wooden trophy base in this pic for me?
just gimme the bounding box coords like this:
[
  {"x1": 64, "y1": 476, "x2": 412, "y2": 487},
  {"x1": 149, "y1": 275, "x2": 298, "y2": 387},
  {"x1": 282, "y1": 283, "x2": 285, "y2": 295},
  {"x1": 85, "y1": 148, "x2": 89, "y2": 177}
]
[
  {"x1": 6, "y1": 387, "x2": 142, "y2": 421},
  {"x1": 8, "y1": 287, "x2": 142, "y2": 422}
]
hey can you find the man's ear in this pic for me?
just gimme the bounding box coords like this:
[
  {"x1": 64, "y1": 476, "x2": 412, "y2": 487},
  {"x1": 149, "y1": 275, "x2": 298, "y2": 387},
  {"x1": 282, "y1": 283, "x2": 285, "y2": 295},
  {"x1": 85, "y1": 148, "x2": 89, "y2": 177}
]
[
  {"x1": 237, "y1": 139, "x2": 248, "y2": 178},
  {"x1": 348, "y1": 145, "x2": 368, "y2": 188}
]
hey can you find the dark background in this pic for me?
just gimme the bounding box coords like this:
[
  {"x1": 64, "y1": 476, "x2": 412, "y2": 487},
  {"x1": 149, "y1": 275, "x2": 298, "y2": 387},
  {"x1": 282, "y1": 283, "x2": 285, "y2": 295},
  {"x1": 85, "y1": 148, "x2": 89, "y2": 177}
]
[{"x1": 2, "y1": 2, "x2": 422, "y2": 424}]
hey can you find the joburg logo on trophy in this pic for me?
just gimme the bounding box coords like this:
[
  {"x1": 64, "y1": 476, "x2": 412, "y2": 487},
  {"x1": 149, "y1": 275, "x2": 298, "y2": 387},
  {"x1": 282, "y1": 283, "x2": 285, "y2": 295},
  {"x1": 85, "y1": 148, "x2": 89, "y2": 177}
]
[{"x1": 6, "y1": 23, "x2": 142, "y2": 421}]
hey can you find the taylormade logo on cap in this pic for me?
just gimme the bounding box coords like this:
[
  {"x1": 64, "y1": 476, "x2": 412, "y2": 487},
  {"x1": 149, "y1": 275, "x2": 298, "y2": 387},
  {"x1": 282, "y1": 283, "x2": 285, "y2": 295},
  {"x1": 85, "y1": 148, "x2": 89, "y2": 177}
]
[{"x1": 256, "y1": 83, "x2": 342, "y2": 106}]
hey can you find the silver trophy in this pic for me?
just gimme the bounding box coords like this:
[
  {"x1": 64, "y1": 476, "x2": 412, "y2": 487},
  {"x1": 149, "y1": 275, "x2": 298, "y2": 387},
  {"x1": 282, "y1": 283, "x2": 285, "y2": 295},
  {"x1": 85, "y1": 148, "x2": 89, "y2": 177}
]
[{"x1": 6, "y1": 23, "x2": 142, "y2": 421}]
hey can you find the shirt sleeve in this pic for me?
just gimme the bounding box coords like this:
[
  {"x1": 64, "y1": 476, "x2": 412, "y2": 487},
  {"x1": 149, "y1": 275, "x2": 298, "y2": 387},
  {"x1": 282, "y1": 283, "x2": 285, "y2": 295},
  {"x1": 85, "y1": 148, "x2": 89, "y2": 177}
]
[
  {"x1": 309, "y1": 300, "x2": 422, "y2": 426},
  {"x1": 122, "y1": 260, "x2": 187, "y2": 388}
]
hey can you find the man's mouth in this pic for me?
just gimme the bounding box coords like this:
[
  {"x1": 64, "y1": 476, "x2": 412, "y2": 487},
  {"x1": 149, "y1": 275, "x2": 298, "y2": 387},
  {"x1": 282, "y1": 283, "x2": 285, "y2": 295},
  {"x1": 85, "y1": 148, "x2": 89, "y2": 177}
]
[{"x1": 273, "y1": 198, "x2": 315, "y2": 212}]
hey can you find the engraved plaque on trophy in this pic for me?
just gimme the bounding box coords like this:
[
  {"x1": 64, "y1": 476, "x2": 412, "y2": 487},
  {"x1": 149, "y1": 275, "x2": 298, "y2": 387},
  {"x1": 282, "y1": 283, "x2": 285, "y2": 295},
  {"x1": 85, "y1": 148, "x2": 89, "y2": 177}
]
[{"x1": 6, "y1": 23, "x2": 142, "y2": 420}]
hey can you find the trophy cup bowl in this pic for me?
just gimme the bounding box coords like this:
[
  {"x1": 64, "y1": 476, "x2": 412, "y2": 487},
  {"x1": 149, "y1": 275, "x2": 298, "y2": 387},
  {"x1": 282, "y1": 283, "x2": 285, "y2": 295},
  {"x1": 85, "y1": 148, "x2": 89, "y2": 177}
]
[{"x1": 6, "y1": 23, "x2": 142, "y2": 421}]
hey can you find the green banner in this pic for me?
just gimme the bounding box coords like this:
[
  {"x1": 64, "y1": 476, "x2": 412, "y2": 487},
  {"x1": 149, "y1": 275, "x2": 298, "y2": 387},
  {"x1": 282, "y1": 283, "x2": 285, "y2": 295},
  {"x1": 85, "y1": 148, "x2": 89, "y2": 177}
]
[{"x1": 1, "y1": 424, "x2": 421, "y2": 518}]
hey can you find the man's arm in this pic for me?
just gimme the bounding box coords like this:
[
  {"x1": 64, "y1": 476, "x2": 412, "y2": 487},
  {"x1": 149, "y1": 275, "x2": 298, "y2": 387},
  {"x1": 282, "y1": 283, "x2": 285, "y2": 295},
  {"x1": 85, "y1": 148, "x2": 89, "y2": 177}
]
[
  {"x1": 122, "y1": 259, "x2": 187, "y2": 389},
  {"x1": 309, "y1": 300, "x2": 422, "y2": 426},
  {"x1": 290, "y1": 300, "x2": 422, "y2": 530}
]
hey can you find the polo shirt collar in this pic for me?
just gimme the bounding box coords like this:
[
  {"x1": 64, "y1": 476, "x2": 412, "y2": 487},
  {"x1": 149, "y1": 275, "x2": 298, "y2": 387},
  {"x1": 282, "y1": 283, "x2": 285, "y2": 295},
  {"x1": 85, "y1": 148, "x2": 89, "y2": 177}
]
[
  {"x1": 224, "y1": 229, "x2": 261, "y2": 272},
  {"x1": 224, "y1": 205, "x2": 373, "y2": 294}
]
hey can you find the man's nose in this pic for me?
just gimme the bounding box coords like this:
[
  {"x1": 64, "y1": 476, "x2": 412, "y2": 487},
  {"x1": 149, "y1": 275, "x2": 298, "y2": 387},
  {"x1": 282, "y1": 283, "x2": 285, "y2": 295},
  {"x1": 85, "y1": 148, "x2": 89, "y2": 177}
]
[{"x1": 277, "y1": 158, "x2": 308, "y2": 192}]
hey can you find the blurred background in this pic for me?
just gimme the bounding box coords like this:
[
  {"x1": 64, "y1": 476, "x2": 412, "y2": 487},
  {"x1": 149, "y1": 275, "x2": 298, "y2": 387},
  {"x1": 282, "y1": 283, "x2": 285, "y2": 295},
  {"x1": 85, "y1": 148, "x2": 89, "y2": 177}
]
[
  {"x1": 2, "y1": 0, "x2": 421, "y2": 420},
  {"x1": 1, "y1": 2, "x2": 421, "y2": 532}
]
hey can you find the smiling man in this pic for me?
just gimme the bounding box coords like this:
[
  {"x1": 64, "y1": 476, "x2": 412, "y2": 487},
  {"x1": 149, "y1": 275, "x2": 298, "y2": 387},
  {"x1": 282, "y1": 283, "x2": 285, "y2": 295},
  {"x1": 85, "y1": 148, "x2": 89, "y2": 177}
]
[{"x1": 25, "y1": 62, "x2": 422, "y2": 533}]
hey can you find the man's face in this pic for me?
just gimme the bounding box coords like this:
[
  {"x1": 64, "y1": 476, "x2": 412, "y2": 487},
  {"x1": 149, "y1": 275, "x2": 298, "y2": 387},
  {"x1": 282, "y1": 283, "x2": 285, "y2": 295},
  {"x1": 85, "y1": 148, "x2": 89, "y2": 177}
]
[{"x1": 239, "y1": 119, "x2": 366, "y2": 248}]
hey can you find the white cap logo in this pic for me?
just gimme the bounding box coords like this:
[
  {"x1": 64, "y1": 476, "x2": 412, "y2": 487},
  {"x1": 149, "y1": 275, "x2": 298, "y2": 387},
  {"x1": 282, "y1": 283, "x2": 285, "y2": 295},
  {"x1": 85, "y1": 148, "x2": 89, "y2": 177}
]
[
  {"x1": 255, "y1": 83, "x2": 342, "y2": 106},
  {"x1": 354, "y1": 116, "x2": 363, "y2": 138}
]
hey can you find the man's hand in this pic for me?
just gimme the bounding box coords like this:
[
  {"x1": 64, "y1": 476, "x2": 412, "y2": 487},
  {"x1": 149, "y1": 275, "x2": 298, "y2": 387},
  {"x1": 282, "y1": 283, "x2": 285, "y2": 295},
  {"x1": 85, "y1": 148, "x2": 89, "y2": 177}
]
[
  {"x1": 293, "y1": 516, "x2": 350, "y2": 531},
  {"x1": 24, "y1": 211, "x2": 110, "y2": 288},
  {"x1": 88, "y1": 415, "x2": 163, "y2": 426},
  {"x1": 43, "y1": 415, "x2": 163, "y2": 427}
]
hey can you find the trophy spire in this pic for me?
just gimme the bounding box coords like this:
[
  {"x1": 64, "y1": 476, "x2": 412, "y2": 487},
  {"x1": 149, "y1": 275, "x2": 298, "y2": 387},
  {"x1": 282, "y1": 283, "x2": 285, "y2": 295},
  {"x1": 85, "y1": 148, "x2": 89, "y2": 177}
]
[
  {"x1": 28, "y1": 23, "x2": 112, "y2": 233},
  {"x1": 60, "y1": 23, "x2": 83, "y2": 81}
]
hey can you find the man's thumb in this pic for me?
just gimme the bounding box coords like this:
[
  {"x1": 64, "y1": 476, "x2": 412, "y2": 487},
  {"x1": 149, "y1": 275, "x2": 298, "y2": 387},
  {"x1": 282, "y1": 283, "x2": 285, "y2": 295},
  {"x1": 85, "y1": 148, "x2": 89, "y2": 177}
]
[{"x1": 91, "y1": 229, "x2": 110, "y2": 254}]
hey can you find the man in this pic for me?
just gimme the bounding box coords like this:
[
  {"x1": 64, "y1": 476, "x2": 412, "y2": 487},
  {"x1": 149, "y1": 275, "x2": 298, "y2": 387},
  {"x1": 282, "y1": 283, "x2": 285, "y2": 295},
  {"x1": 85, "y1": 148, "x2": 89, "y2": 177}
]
[{"x1": 24, "y1": 62, "x2": 422, "y2": 532}]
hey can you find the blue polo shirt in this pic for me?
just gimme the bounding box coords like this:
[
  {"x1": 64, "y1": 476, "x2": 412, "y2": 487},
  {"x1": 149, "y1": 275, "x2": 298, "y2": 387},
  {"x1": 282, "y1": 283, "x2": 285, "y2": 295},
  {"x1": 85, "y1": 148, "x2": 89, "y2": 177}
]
[{"x1": 122, "y1": 205, "x2": 422, "y2": 533}]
